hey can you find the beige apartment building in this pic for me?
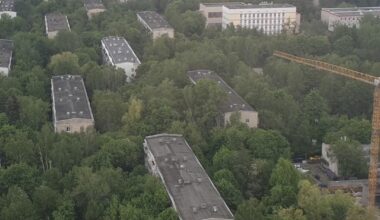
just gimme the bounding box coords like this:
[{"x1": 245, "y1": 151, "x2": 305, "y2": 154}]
[
  {"x1": 321, "y1": 7, "x2": 380, "y2": 31},
  {"x1": 51, "y1": 75, "x2": 95, "y2": 133},
  {"x1": 199, "y1": 2, "x2": 245, "y2": 27},
  {"x1": 137, "y1": 11, "x2": 174, "y2": 40},
  {"x1": 221, "y1": 2, "x2": 300, "y2": 35},
  {"x1": 187, "y1": 70, "x2": 259, "y2": 128},
  {"x1": 84, "y1": 0, "x2": 106, "y2": 19}
]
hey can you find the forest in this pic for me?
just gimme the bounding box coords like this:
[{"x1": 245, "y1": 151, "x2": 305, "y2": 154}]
[{"x1": 0, "y1": 0, "x2": 380, "y2": 219}]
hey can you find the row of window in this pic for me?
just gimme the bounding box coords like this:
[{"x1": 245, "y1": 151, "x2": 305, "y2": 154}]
[
  {"x1": 241, "y1": 19, "x2": 284, "y2": 24},
  {"x1": 240, "y1": 12, "x2": 285, "y2": 18}
]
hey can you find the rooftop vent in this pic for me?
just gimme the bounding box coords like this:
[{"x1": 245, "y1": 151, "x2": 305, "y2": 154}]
[
  {"x1": 59, "y1": 98, "x2": 63, "y2": 102},
  {"x1": 58, "y1": 87, "x2": 62, "y2": 91},
  {"x1": 197, "y1": 177, "x2": 203, "y2": 183},
  {"x1": 76, "y1": 97, "x2": 80, "y2": 101},
  {"x1": 192, "y1": 207, "x2": 198, "y2": 213},
  {"x1": 212, "y1": 206, "x2": 218, "y2": 213},
  {"x1": 201, "y1": 203, "x2": 207, "y2": 209},
  {"x1": 178, "y1": 178, "x2": 183, "y2": 184},
  {"x1": 79, "y1": 111, "x2": 83, "y2": 115},
  {"x1": 180, "y1": 164, "x2": 185, "y2": 169},
  {"x1": 66, "y1": 112, "x2": 70, "y2": 115},
  {"x1": 172, "y1": 138, "x2": 177, "y2": 142},
  {"x1": 164, "y1": 158, "x2": 169, "y2": 162},
  {"x1": 183, "y1": 156, "x2": 188, "y2": 161}
]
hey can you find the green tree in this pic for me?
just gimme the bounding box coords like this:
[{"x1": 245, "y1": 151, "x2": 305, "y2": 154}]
[
  {"x1": 32, "y1": 185, "x2": 60, "y2": 219},
  {"x1": 18, "y1": 96, "x2": 49, "y2": 130},
  {"x1": 1, "y1": 186, "x2": 37, "y2": 220},
  {"x1": 48, "y1": 52, "x2": 81, "y2": 75},
  {"x1": 235, "y1": 198, "x2": 266, "y2": 220}
]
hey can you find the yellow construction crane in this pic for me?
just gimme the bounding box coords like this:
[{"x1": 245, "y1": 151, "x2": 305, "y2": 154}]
[{"x1": 273, "y1": 50, "x2": 380, "y2": 208}]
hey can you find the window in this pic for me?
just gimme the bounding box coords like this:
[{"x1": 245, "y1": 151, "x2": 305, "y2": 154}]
[
  {"x1": 66, "y1": 126, "x2": 70, "y2": 132},
  {"x1": 246, "y1": 119, "x2": 250, "y2": 123},
  {"x1": 208, "y1": 12, "x2": 222, "y2": 18},
  {"x1": 151, "y1": 160, "x2": 155, "y2": 166}
]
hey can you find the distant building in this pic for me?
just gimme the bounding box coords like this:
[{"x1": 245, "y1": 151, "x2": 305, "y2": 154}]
[
  {"x1": 84, "y1": 0, "x2": 106, "y2": 19},
  {"x1": 144, "y1": 134, "x2": 234, "y2": 220},
  {"x1": 137, "y1": 11, "x2": 174, "y2": 40},
  {"x1": 0, "y1": 0, "x2": 16, "y2": 18},
  {"x1": 199, "y1": 2, "x2": 245, "y2": 27},
  {"x1": 187, "y1": 70, "x2": 259, "y2": 128},
  {"x1": 45, "y1": 13, "x2": 71, "y2": 39},
  {"x1": 221, "y1": 2, "x2": 300, "y2": 35},
  {"x1": 51, "y1": 75, "x2": 95, "y2": 133},
  {"x1": 321, "y1": 142, "x2": 370, "y2": 177},
  {"x1": 321, "y1": 7, "x2": 380, "y2": 31},
  {"x1": 101, "y1": 36, "x2": 141, "y2": 82},
  {"x1": 0, "y1": 39, "x2": 13, "y2": 76}
]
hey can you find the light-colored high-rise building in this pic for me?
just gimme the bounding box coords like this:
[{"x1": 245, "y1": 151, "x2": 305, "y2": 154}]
[
  {"x1": 321, "y1": 7, "x2": 380, "y2": 31},
  {"x1": 0, "y1": 39, "x2": 13, "y2": 76},
  {"x1": 0, "y1": 0, "x2": 16, "y2": 19}
]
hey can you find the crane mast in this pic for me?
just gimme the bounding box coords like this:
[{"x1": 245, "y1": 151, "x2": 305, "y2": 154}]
[{"x1": 273, "y1": 50, "x2": 380, "y2": 208}]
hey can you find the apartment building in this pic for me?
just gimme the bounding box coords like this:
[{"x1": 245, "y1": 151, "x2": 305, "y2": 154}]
[
  {"x1": 0, "y1": 0, "x2": 16, "y2": 18},
  {"x1": 144, "y1": 134, "x2": 234, "y2": 220},
  {"x1": 187, "y1": 70, "x2": 259, "y2": 128},
  {"x1": 0, "y1": 39, "x2": 13, "y2": 76},
  {"x1": 199, "y1": 2, "x2": 245, "y2": 27},
  {"x1": 222, "y1": 2, "x2": 300, "y2": 35},
  {"x1": 101, "y1": 36, "x2": 141, "y2": 82},
  {"x1": 84, "y1": 0, "x2": 106, "y2": 19},
  {"x1": 321, "y1": 7, "x2": 380, "y2": 31},
  {"x1": 137, "y1": 11, "x2": 174, "y2": 40},
  {"x1": 51, "y1": 75, "x2": 95, "y2": 133},
  {"x1": 45, "y1": 13, "x2": 71, "y2": 39}
]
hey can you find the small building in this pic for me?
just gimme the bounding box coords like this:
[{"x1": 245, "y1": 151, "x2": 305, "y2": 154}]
[
  {"x1": 222, "y1": 2, "x2": 300, "y2": 35},
  {"x1": 187, "y1": 70, "x2": 259, "y2": 128},
  {"x1": 101, "y1": 36, "x2": 141, "y2": 82},
  {"x1": 84, "y1": 0, "x2": 106, "y2": 19},
  {"x1": 0, "y1": 39, "x2": 13, "y2": 76},
  {"x1": 0, "y1": 0, "x2": 16, "y2": 19},
  {"x1": 51, "y1": 75, "x2": 95, "y2": 133},
  {"x1": 321, "y1": 7, "x2": 380, "y2": 31},
  {"x1": 321, "y1": 142, "x2": 370, "y2": 177},
  {"x1": 137, "y1": 11, "x2": 174, "y2": 40},
  {"x1": 199, "y1": 2, "x2": 245, "y2": 27},
  {"x1": 144, "y1": 134, "x2": 234, "y2": 220},
  {"x1": 44, "y1": 13, "x2": 71, "y2": 39}
]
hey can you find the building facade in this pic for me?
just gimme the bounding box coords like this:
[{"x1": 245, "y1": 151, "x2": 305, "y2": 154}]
[
  {"x1": 51, "y1": 75, "x2": 95, "y2": 133},
  {"x1": 221, "y1": 2, "x2": 300, "y2": 35},
  {"x1": 0, "y1": 0, "x2": 16, "y2": 18},
  {"x1": 0, "y1": 39, "x2": 13, "y2": 76},
  {"x1": 137, "y1": 11, "x2": 174, "y2": 40},
  {"x1": 84, "y1": 0, "x2": 106, "y2": 19},
  {"x1": 144, "y1": 134, "x2": 234, "y2": 220},
  {"x1": 321, "y1": 7, "x2": 380, "y2": 31},
  {"x1": 101, "y1": 36, "x2": 141, "y2": 82},
  {"x1": 199, "y1": 2, "x2": 245, "y2": 27},
  {"x1": 321, "y1": 142, "x2": 370, "y2": 177},
  {"x1": 187, "y1": 70, "x2": 259, "y2": 128},
  {"x1": 45, "y1": 13, "x2": 71, "y2": 39}
]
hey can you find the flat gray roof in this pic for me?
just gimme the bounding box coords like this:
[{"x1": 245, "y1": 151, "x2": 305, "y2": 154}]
[
  {"x1": 0, "y1": 39, "x2": 13, "y2": 68},
  {"x1": 45, "y1": 13, "x2": 70, "y2": 33},
  {"x1": 144, "y1": 134, "x2": 234, "y2": 220},
  {"x1": 137, "y1": 11, "x2": 172, "y2": 29},
  {"x1": 224, "y1": 3, "x2": 295, "y2": 9},
  {"x1": 0, "y1": 0, "x2": 15, "y2": 11},
  {"x1": 101, "y1": 36, "x2": 140, "y2": 64},
  {"x1": 201, "y1": 2, "x2": 245, "y2": 7},
  {"x1": 84, "y1": 0, "x2": 105, "y2": 10},
  {"x1": 322, "y1": 7, "x2": 380, "y2": 17},
  {"x1": 51, "y1": 75, "x2": 94, "y2": 122},
  {"x1": 187, "y1": 70, "x2": 255, "y2": 113}
]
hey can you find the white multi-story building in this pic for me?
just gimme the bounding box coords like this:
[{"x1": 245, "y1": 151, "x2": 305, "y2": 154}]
[
  {"x1": 101, "y1": 36, "x2": 141, "y2": 82},
  {"x1": 137, "y1": 11, "x2": 174, "y2": 40},
  {"x1": 45, "y1": 13, "x2": 71, "y2": 39},
  {"x1": 221, "y1": 2, "x2": 300, "y2": 35},
  {"x1": 321, "y1": 7, "x2": 380, "y2": 31},
  {"x1": 144, "y1": 134, "x2": 234, "y2": 220},
  {"x1": 0, "y1": 0, "x2": 16, "y2": 18},
  {"x1": 0, "y1": 39, "x2": 13, "y2": 76}
]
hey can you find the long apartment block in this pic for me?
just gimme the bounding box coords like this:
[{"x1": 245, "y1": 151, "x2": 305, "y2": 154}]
[
  {"x1": 101, "y1": 36, "x2": 141, "y2": 82},
  {"x1": 45, "y1": 13, "x2": 71, "y2": 39},
  {"x1": 321, "y1": 7, "x2": 380, "y2": 31},
  {"x1": 200, "y1": 2, "x2": 300, "y2": 35},
  {"x1": 84, "y1": 0, "x2": 106, "y2": 19},
  {"x1": 137, "y1": 11, "x2": 174, "y2": 40},
  {"x1": 0, "y1": 39, "x2": 13, "y2": 76},
  {"x1": 144, "y1": 134, "x2": 234, "y2": 220},
  {"x1": 0, "y1": 0, "x2": 16, "y2": 19},
  {"x1": 51, "y1": 75, "x2": 95, "y2": 133},
  {"x1": 187, "y1": 70, "x2": 258, "y2": 128}
]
